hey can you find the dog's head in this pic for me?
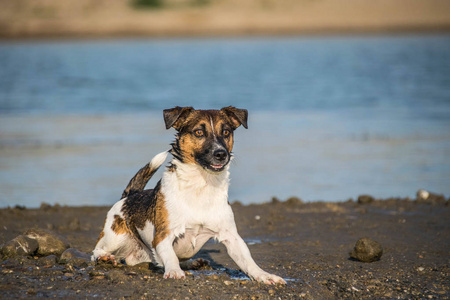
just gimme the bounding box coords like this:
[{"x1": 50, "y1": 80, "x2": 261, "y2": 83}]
[{"x1": 163, "y1": 106, "x2": 248, "y2": 173}]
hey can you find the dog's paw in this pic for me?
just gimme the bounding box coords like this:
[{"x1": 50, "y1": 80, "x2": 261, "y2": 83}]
[
  {"x1": 164, "y1": 268, "x2": 186, "y2": 279},
  {"x1": 254, "y1": 272, "x2": 286, "y2": 285},
  {"x1": 96, "y1": 255, "x2": 118, "y2": 266}
]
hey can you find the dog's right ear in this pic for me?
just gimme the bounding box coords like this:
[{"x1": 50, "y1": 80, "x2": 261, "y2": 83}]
[{"x1": 163, "y1": 106, "x2": 194, "y2": 130}]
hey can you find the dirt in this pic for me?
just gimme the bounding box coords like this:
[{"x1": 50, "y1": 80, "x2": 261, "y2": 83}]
[{"x1": 1, "y1": 196, "x2": 449, "y2": 299}]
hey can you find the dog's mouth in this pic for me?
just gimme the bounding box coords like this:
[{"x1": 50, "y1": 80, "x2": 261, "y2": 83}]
[
  {"x1": 209, "y1": 164, "x2": 225, "y2": 171},
  {"x1": 198, "y1": 160, "x2": 229, "y2": 173}
]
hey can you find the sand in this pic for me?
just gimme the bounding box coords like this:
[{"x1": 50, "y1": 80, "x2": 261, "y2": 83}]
[{"x1": 1, "y1": 0, "x2": 450, "y2": 39}]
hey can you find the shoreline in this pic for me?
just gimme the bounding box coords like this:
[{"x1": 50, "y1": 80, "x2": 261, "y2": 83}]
[
  {"x1": 2, "y1": 27, "x2": 450, "y2": 43},
  {"x1": 1, "y1": 24, "x2": 450, "y2": 41}
]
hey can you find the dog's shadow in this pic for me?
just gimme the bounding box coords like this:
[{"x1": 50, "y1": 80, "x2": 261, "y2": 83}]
[{"x1": 145, "y1": 247, "x2": 248, "y2": 279}]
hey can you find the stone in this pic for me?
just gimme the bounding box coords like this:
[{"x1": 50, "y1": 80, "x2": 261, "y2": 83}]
[
  {"x1": 60, "y1": 248, "x2": 91, "y2": 265},
  {"x1": 24, "y1": 228, "x2": 70, "y2": 257},
  {"x1": 0, "y1": 235, "x2": 39, "y2": 258},
  {"x1": 285, "y1": 196, "x2": 303, "y2": 206},
  {"x1": 350, "y1": 237, "x2": 383, "y2": 262},
  {"x1": 357, "y1": 195, "x2": 375, "y2": 204},
  {"x1": 416, "y1": 189, "x2": 446, "y2": 204}
]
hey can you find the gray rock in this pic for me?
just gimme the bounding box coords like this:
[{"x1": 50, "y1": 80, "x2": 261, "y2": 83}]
[
  {"x1": 0, "y1": 235, "x2": 39, "y2": 258},
  {"x1": 350, "y1": 237, "x2": 383, "y2": 262},
  {"x1": 60, "y1": 248, "x2": 91, "y2": 265},
  {"x1": 24, "y1": 228, "x2": 70, "y2": 257}
]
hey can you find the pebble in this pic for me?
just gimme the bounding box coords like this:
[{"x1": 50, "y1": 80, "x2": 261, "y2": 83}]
[
  {"x1": 350, "y1": 237, "x2": 383, "y2": 262},
  {"x1": 224, "y1": 280, "x2": 233, "y2": 286}
]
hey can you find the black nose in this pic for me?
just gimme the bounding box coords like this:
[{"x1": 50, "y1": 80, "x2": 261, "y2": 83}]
[{"x1": 213, "y1": 149, "x2": 228, "y2": 162}]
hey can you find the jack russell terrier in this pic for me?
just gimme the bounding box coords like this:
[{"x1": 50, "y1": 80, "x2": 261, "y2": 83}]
[{"x1": 92, "y1": 106, "x2": 285, "y2": 284}]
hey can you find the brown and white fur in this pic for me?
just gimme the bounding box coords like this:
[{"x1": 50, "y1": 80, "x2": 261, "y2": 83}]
[{"x1": 92, "y1": 106, "x2": 285, "y2": 285}]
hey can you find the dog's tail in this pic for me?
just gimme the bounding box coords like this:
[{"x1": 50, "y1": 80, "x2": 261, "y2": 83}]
[{"x1": 121, "y1": 150, "x2": 169, "y2": 199}]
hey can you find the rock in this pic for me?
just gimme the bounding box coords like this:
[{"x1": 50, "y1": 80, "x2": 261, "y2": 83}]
[
  {"x1": 350, "y1": 237, "x2": 383, "y2": 262},
  {"x1": 285, "y1": 196, "x2": 303, "y2": 206},
  {"x1": 24, "y1": 228, "x2": 70, "y2": 257},
  {"x1": 416, "y1": 189, "x2": 430, "y2": 201},
  {"x1": 37, "y1": 255, "x2": 58, "y2": 265},
  {"x1": 39, "y1": 202, "x2": 53, "y2": 211},
  {"x1": 416, "y1": 189, "x2": 446, "y2": 205},
  {"x1": 224, "y1": 280, "x2": 233, "y2": 286},
  {"x1": 0, "y1": 235, "x2": 39, "y2": 258},
  {"x1": 271, "y1": 197, "x2": 281, "y2": 204},
  {"x1": 60, "y1": 248, "x2": 91, "y2": 265},
  {"x1": 357, "y1": 195, "x2": 375, "y2": 204}
]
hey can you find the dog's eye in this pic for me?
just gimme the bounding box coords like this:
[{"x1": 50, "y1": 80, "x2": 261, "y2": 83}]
[
  {"x1": 223, "y1": 129, "x2": 230, "y2": 137},
  {"x1": 194, "y1": 129, "x2": 204, "y2": 137}
]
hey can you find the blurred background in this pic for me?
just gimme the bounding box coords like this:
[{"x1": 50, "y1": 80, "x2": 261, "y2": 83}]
[{"x1": 0, "y1": 0, "x2": 449, "y2": 207}]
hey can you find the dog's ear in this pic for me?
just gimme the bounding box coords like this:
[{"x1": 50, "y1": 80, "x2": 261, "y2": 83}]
[
  {"x1": 221, "y1": 106, "x2": 248, "y2": 129},
  {"x1": 163, "y1": 106, "x2": 194, "y2": 130}
]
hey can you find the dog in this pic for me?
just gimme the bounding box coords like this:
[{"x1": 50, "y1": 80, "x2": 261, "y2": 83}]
[{"x1": 92, "y1": 106, "x2": 286, "y2": 284}]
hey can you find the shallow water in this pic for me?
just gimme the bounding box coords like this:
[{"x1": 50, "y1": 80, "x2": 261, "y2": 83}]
[{"x1": 0, "y1": 35, "x2": 449, "y2": 207}]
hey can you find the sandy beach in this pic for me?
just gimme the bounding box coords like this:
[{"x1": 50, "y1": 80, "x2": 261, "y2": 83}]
[
  {"x1": 0, "y1": 195, "x2": 448, "y2": 299},
  {"x1": 1, "y1": 0, "x2": 450, "y2": 39}
]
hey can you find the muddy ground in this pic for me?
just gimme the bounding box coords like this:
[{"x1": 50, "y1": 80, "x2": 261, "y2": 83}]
[{"x1": 0, "y1": 196, "x2": 449, "y2": 299}]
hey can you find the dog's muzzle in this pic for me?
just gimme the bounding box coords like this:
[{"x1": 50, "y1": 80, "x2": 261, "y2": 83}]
[
  {"x1": 197, "y1": 144, "x2": 230, "y2": 172},
  {"x1": 209, "y1": 149, "x2": 228, "y2": 171}
]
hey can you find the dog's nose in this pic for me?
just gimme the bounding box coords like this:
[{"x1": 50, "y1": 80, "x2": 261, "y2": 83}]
[{"x1": 213, "y1": 149, "x2": 228, "y2": 162}]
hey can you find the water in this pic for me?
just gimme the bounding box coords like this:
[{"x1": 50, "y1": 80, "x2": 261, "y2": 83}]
[{"x1": 1, "y1": 35, "x2": 449, "y2": 207}]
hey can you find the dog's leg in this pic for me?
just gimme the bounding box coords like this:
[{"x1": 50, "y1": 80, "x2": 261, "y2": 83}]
[
  {"x1": 219, "y1": 229, "x2": 286, "y2": 285},
  {"x1": 155, "y1": 235, "x2": 185, "y2": 279}
]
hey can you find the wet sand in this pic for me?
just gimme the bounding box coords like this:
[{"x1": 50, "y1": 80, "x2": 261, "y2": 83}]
[
  {"x1": 1, "y1": 0, "x2": 450, "y2": 39},
  {"x1": 1, "y1": 196, "x2": 449, "y2": 299}
]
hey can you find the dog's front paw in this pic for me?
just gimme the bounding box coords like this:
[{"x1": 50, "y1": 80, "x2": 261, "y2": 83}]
[
  {"x1": 164, "y1": 268, "x2": 186, "y2": 279},
  {"x1": 95, "y1": 255, "x2": 118, "y2": 266},
  {"x1": 254, "y1": 272, "x2": 286, "y2": 285}
]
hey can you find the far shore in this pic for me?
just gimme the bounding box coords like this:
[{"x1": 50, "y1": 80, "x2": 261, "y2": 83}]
[{"x1": 1, "y1": 0, "x2": 450, "y2": 40}]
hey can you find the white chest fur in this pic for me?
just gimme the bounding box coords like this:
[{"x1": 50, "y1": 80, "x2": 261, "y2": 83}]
[{"x1": 161, "y1": 161, "x2": 236, "y2": 238}]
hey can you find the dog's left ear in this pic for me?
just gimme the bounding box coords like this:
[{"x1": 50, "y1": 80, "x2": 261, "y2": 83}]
[
  {"x1": 221, "y1": 106, "x2": 248, "y2": 129},
  {"x1": 163, "y1": 106, "x2": 194, "y2": 130}
]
